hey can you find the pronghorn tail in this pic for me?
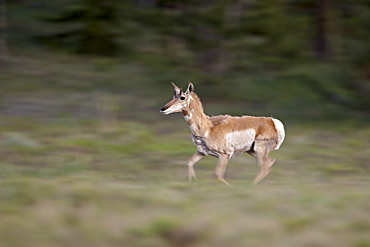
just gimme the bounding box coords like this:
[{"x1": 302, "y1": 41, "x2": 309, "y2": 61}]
[{"x1": 272, "y1": 118, "x2": 285, "y2": 150}]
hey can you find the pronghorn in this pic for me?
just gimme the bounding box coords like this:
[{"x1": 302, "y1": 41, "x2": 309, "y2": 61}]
[{"x1": 160, "y1": 82, "x2": 285, "y2": 185}]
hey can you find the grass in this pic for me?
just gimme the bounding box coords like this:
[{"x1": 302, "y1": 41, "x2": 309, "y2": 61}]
[
  {"x1": 0, "y1": 50, "x2": 369, "y2": 247},
  {"x1": 0, "y1": 171, "x2": 369, "y2": 247},
  {"x1": 0, "y1": 116, "x2": 369, "y2": 247}
]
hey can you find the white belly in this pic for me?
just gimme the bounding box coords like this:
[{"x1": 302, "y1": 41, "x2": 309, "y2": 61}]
[
  {"x1": 226, "y1": 129, "x2": 256, "y2": 154},
  {"x1": 192, "y1": 129, "x2": 257, "y2": 158}
]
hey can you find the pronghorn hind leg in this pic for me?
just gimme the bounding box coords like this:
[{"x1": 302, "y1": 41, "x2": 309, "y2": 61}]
[
  {"x1": 187, "y1": 151, "x2": 204, "y2": 183},
  {"x1": 253, "y1": 157, "x2": 275, "y2": 185},
  {"x1": 215, "y1": 154, "x2": 231, "y2": 186},
  {"x1": 252, "y1": 140, "x2": 276, "y2": 185}
]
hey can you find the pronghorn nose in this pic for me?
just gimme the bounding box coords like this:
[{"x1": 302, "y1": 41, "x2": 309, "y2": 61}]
[{"x1": 160, "y1": 107, "x2": 167, "y2": 112}]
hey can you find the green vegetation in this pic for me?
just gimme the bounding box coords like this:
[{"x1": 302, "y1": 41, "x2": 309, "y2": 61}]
[
  {"x1": 0, "y1": 0, "x2": 369, "y2": 246},
  {"x1": 5, "y1": 0, "x2": 370, "y2": 113},
  {"x1": 0, "y1": 51, "x2": 369, "y2": 246}
]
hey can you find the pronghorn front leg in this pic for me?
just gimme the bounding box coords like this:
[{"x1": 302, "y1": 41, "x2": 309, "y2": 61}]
[
  {"x1": 215, "y1": 154, "x2": 231, "y2": 186},
  {"x1": 187, "y1": 151, "x2": 204, "y2": 183}
]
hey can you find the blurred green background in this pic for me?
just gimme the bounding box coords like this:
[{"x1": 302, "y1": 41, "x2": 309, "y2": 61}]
[{"x1": 0, "y1": 0, "x2": 369, "y2": 246}]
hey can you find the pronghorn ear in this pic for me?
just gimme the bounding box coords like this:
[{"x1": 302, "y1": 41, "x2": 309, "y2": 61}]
[
  {"x1": 186, "y1": 81, "x2": 194, "y2": 94},
  {"x1": 171, "y1": 82, "x2": 181, "y2": 95}
]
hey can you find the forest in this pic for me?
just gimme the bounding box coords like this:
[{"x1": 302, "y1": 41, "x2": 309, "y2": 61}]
[
  {"x1": 2, "y1": 0, "x2": 370, "y2": 116},
  {"x1": 0, "y1": 0, "x2": 369, "y2": 246}
]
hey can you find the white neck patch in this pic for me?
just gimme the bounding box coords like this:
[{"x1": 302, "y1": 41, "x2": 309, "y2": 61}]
[{"x1": 184, "y1": 109, "x2": 193, "y2": 121}]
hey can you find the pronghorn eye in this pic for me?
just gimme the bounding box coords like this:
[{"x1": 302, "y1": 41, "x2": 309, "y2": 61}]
[{"x1": 180, "y1": 96, "x2": 186, "y2": 100}]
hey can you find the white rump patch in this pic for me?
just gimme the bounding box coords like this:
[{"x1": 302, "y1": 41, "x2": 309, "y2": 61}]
[
  {"x1": 272, "y1": 118, "x2": 285, "y2": 150},
  {"x1": 226, "y1": 129, "x2": 256, "y2": 150}
]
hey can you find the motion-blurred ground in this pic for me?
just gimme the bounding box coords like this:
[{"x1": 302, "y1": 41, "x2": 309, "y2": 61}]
[{"x1": 0, "y1": 51, "x2": 369, "y2": 247}]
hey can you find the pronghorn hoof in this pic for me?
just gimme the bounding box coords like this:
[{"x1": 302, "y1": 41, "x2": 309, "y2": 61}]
[
  {"x1": 217, "y1": 178, "x2": 231, "y2": 186},
  {"x1": 253, "y1": 168, "x2": 273, "y2": 185}
]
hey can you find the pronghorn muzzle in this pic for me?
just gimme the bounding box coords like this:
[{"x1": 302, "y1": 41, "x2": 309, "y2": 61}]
[
  {"x1": 160, "y1": 101, "x2": 171, "y2": 114},
  {"x1": 160, "y1": 98, "x2": 184, "y2": 115},
  {"x1": 160, "y1": 106, "x2": 168, "y2": 112}
]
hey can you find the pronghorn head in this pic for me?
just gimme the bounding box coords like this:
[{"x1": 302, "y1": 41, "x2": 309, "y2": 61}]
[{"x1": 160, "y1": 82, "x2": 194, "y2": 115}]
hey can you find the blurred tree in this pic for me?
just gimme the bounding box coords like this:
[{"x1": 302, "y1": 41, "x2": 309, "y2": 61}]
[
  {"x1": 314, "y1": 0, "x2": 330, "y2": 60},
  {"x1": 308, "y1": 0, "x2": 370, "y2": 112},
  {"x1": 39, "y1": 0, "x2": 124, "y2": 56},
  {"x1": 8, "y1": 0, "x2": 369, "y2": 112},
  {"x1": 134, "y1": 0, "x2": 369, "y2": 111},
  {"x1": 137, "y1": 0, "x2": 236, "y2": 77},
  {"x1": 0, "y1": 0, "x2": 9, "y2": 65}
]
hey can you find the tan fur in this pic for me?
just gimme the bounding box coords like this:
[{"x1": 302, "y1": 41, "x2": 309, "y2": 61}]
[{"x1": 160, "y1": 82, "x2": 285, "y2": 185}]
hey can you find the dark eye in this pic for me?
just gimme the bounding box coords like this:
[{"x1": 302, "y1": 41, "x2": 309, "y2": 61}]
[{"x1": 180, "y1": 96, "x2": 186, "y2": 100}]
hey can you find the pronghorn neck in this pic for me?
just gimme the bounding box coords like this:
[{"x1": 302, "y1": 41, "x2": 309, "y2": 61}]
[{"x1": 182, "y1": 93, "x2": 211, "y2": 137}]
